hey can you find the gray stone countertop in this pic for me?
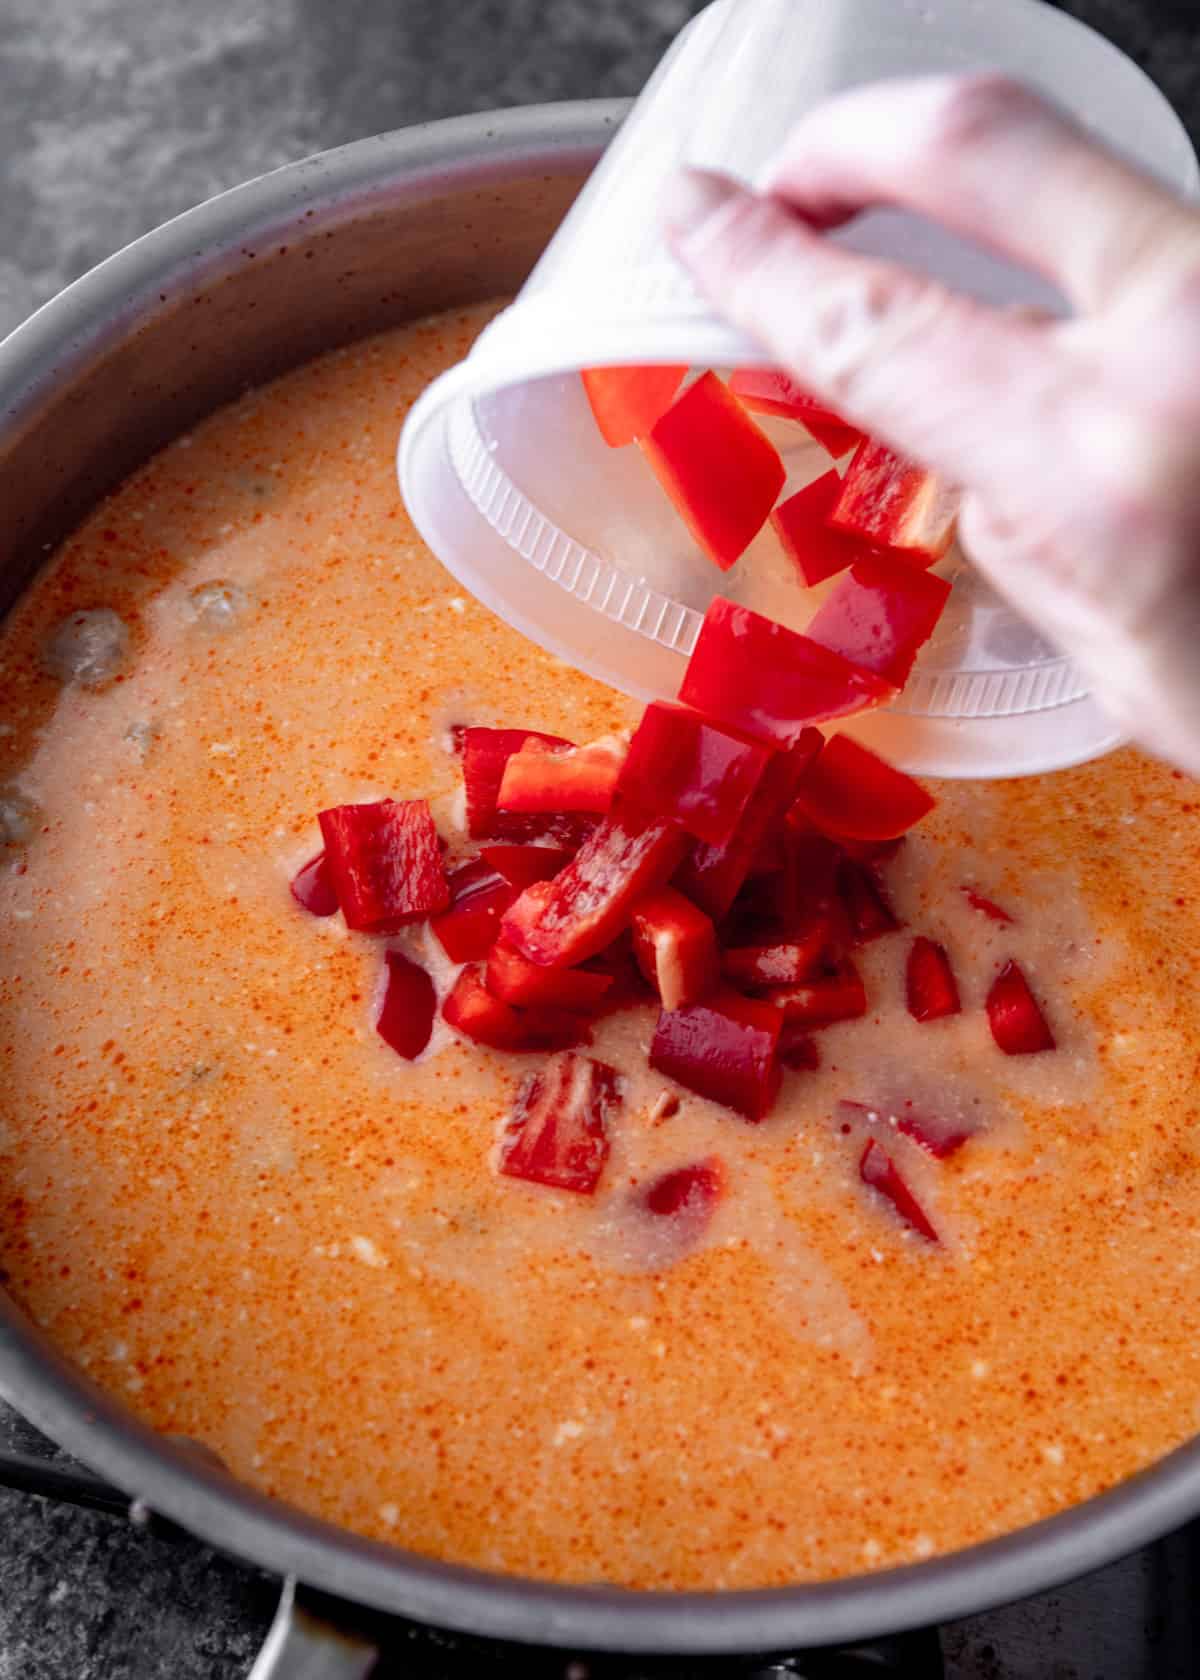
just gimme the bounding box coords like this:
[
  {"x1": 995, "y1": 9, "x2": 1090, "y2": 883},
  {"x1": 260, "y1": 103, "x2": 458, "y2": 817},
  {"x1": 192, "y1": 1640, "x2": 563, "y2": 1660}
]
[{"x1": 3, "y1": 0, "x2": 1200, "y2": 1675}]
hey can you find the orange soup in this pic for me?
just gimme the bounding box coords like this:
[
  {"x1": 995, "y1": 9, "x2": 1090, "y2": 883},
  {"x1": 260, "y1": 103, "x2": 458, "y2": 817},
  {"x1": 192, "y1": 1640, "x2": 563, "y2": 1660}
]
[{"x1": 2, "y1": 305, "x2": 1199, "y2": 1590}]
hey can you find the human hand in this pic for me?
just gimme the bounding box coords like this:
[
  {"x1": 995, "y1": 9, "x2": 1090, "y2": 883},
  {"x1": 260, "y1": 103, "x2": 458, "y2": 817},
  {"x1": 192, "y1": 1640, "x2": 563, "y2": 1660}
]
[{"x1": 663, "y1": 75, "x2": 1200, "y2": 775}]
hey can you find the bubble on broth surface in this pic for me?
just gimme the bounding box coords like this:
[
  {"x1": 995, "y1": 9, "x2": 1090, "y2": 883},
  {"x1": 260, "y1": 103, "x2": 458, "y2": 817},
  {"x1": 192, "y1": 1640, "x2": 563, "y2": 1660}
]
[
  {"x1": 187, "y1": 580, "x2": 248, "y2": 630},
  {"x1": 0, "y1": 787, "x2": 40, "y2": 845},
  {"x1": 124, "y1": 719, "x2": 160, "y2": 760},
  {"x1": 43, "y1": 609, "x2": 131, "y2": 687}
]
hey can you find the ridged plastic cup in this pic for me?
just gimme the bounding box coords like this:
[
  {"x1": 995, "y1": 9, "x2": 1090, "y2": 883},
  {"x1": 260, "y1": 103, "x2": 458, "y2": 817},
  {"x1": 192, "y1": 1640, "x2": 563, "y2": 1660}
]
[{"x1": 398, "y1": 0, "x2": 1197, "y2": 778}]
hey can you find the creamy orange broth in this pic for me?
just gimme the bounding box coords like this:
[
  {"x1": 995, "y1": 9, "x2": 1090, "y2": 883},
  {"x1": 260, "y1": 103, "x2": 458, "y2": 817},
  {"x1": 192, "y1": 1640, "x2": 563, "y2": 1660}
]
[{"x1": 2, "y1": 305, "x2": 1200, "y2": 1590}]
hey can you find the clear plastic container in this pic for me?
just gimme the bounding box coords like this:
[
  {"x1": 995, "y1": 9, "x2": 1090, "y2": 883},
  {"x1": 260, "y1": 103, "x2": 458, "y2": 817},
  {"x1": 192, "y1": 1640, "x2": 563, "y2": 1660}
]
[{"x1": 398, "y1": 0, "x2": 1197, "y2": 778}]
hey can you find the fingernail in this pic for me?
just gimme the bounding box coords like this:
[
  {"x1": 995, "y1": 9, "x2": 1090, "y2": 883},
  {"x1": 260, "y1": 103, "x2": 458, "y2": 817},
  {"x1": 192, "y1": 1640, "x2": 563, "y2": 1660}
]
[{"x1": 660, "y1": 166, "x2": 746, "y2": 247}]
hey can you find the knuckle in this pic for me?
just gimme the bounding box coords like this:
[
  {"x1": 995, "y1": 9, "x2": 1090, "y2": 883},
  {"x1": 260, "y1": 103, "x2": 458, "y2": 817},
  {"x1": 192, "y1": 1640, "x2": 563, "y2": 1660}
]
[
  {"x1": 923, "y1": 72, "x2": 1040, "y2": 161},
  {"x1": 786, "y1": 266, "x2": 954, "y2": 403}
]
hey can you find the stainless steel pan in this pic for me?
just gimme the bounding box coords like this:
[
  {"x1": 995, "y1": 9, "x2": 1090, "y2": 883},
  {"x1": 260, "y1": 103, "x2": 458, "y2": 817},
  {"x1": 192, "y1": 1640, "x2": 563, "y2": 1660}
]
[{"x1": 2, "y1": 103, "x2": 1200, "y2": 1676}]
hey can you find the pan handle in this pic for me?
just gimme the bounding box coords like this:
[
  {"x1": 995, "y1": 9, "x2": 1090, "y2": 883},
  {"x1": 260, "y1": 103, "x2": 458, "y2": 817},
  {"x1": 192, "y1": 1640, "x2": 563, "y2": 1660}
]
[{"x1": 248, "y1": 1579, "x2": 380, "y2": 1680}]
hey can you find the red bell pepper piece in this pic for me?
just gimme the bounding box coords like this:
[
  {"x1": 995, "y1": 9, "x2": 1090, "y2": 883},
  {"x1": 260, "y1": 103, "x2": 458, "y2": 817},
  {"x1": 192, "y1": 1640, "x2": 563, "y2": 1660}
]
[
  {"x1": 906, "y1": 937, "x2": 961, "y2": 1022},
  {"x1": 841, "y1": 835, "x2": 906, "y2": 866},
  {"x1": 679, "y1": 597, "x2": 896, "y2": 747},
  {"x1": 461, "y1": 727, "x2": 596, "y2": 847},
  {"x1": 763, "y1": 957, "x2": 867, "y2": 1029},
  {"x1": 791, "y1": 734, "x2": 935, "y2": 844},
  {"x1": 290, "y1": 851, "x2": 339, "y2": 918},
  {"x1": 859, "y1": 1139, "x2": 939, "y2": 1242},
  {"x1": 770, "y1": 471, "x2": 873, "y2": 588},
  {"x1": 785, "y1": 828, "x2": 846, "y2": 921},
  {"x1": 498, "y1": 1052, "x2": 621, "y2": 1194},
  {"x1": 581, "y1": 364, "x2": 687, "y2": 448},
  {"x1": 831, "y1": 438, "x2": 959, "y2": 567},
  {"x1": 630, "y1": 886, "x2": 720, "y2": 1012},
  {"x1": 779, "y1": 1024, "x2": 820, "y2": 1072},
  {"x1": 675, "y1": 728, "x2": 824, "y2": 920},
  {"x1": 430, "y1": 858, "x2": 514, "y2": 962},
  {"x1": 317, "y1": 799, "x2": 449, "y2": 934},
  {"x1": 485, "y1": 940, "x2": 613, "y2": 1014},
  {"x1": 650, "y1": 987, "x2": 783, "y2": 1122},
  {"x1": 375, "y1": 949, "x2": 436, "y2": 1060},
  {"x1": 986, "y1": 960, "x2": 1056, "y2": 1055},
  {"x1": 806, "y1": 553, "x2": 951, "y2": 687},
  {"x1": 642, "y1": 372, "x2": 786, "y2": 571},
  {"x1": 642, "y1": 1157, "x2": 726, "y2": 1223},
  {"x1": 441, "y1": 965, "x2": 588, "y2": 1052},
  {"x1": 836, "y1": 856, "x2": 901, "y2": 942},
  {"x1": 729, "y1": 369, "x2": 865, "y2": 457},
  {"x1": 617, "y1": 702, "x2": 774, "y2": 847},
  {"x1": 840, "y1": 1100, "x2": 976, "y2": 1161},
  {"x1": 501, "y1": 807, "x2": 687, "y2": 969},
  {"x1": 480, "y1": 844, "x2": 572, "y2": 889},
  {"x1": 497, "y1": 737, "x2": 626, "y2": 816},
  {"x1": 581, "y1": 931, "x2": 654, "y2": 1013},
  {"x1": 433, "y1": 846, "x2": 572, "y2": 964},
  {"x1": 722, "y1": 917, "x2": 834, "y2": 989},
  {"x1": 962, "y1": 886, "x2": 1015, "y2": 925}
]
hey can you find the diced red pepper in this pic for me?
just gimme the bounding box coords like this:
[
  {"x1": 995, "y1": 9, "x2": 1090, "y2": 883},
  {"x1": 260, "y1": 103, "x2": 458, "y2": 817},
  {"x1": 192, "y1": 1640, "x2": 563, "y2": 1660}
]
[
  {"x1": 462, "y1": 726, "x2": 596, "y2": 847},
  {"x1": 498, "y1": 1052, "x2": 621, "y2": 1194},
  {"x1": 763, "y1": 957, "x2": 867, "y2": 1029},
  {"x1": 290, "y1": 851, "x2": 339, "y2": 918},
  {"x1": 441, "y1": 965, "x2": 588, "y2": 1052},
  {"x1": 729, "y1": 370, "x2": 865, "y2": 457},
  {"x1": 650, "y1": 987, "x2": 783, "y2": 1122},
  {"x1": 906, "y1": 937, "x2": 961, "y2": 1022},
  {"x1": 859, "y1": 1139, "x2": 939, "y2": 1242},
  {"x1": 779, "y1": 1024, "x2": 820, "y2": 1072},
  {"x1": 770, "y1": 471, "x2": 872, "y2": 587},
  {"x1": 806, "y1": 554, "x2": 951, "y2": 687},
  {"x1": 375, "y1": 949, "x2": 436, "y2": 1060},
  {"x1": 497, "y1": 737, "x2": 625, "y2": 816},
  {"x1": 581, "y1": 931, "x2": 654, "y2": 1013},
  {"x1": 642, "y1": 372, "x2": 786, "y2": 571},
  {"x1": 678, "y1": 597, "x2": 896, "y2": 748},
  {"x1": 581, "y1": 365, "x2": 687, "y2": 448},
  {"x1": 486, "y1": 940, "x2": 613, "y2": 1014},
  {"x1": 722, "y1": 917, "x2": 834, "y2": 989},
  {"x1": 962, "y1": 886, "x2": 1015, "y2": 924},
  {"x1": 831, "y1": 438, "x2": 959, "y2": 567},
  {"x1": 899, "y1": 1108, "x2": 974, "y2": 1160},
  {"x1": 617, "y1": 702, "x2": 774, "y2": 847},
  {"x1": 675, "y1": 729, "x2": 824, "y2": 920},
  {"x1": 630, "y1": 886, "x2": 720, "y2": 1012},
  {"x1": 317, "y1": 799, "x2": 449, "y2": 934},
  {"x1": 838, "y1": 1098, "x2": 975, "y2": 1162},
  {"x1": 842, "y1": 835, "x2": 906, "y2": 867},
  {"x1": 750, "y1": 826, "x2": 790, "y2": 878},
  {"x1": 791, "y1": 734, "x2": 935, "y2": 845},
  {"x1": 986, "y1": 960, "x2": 1056, "y2": 1055},
  {"x1": 787, "y1": 828, "x2": 847, "y2": 920},
  {"x1": 642, "y1": 1157, "x2": 726, "y2": 1222},
  {"x1": 480, "y1": 844, "x2": 572, "y2": 890},
  {"x1": 836, "y1": 856, "x2": 901, "y2": 943},
  {"x1": 430, "y1": 858, "x2": 514, "y2": 962},
  {"x1": 501, "y1": 807, "x2": 686, "y2": 969}
]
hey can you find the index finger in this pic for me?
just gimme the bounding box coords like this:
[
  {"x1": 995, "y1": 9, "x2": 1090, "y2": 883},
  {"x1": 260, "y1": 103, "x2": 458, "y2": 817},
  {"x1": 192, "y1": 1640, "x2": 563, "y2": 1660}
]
[{"x1": 761, "y1": 74, "x2": 1200, "y2": 316}]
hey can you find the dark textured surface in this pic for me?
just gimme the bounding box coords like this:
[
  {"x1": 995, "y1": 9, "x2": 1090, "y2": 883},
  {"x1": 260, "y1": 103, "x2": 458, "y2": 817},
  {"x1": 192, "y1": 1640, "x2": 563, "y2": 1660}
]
[{"x1": 3, "y1": 1, "x2": 1200, "y2": 1676}]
